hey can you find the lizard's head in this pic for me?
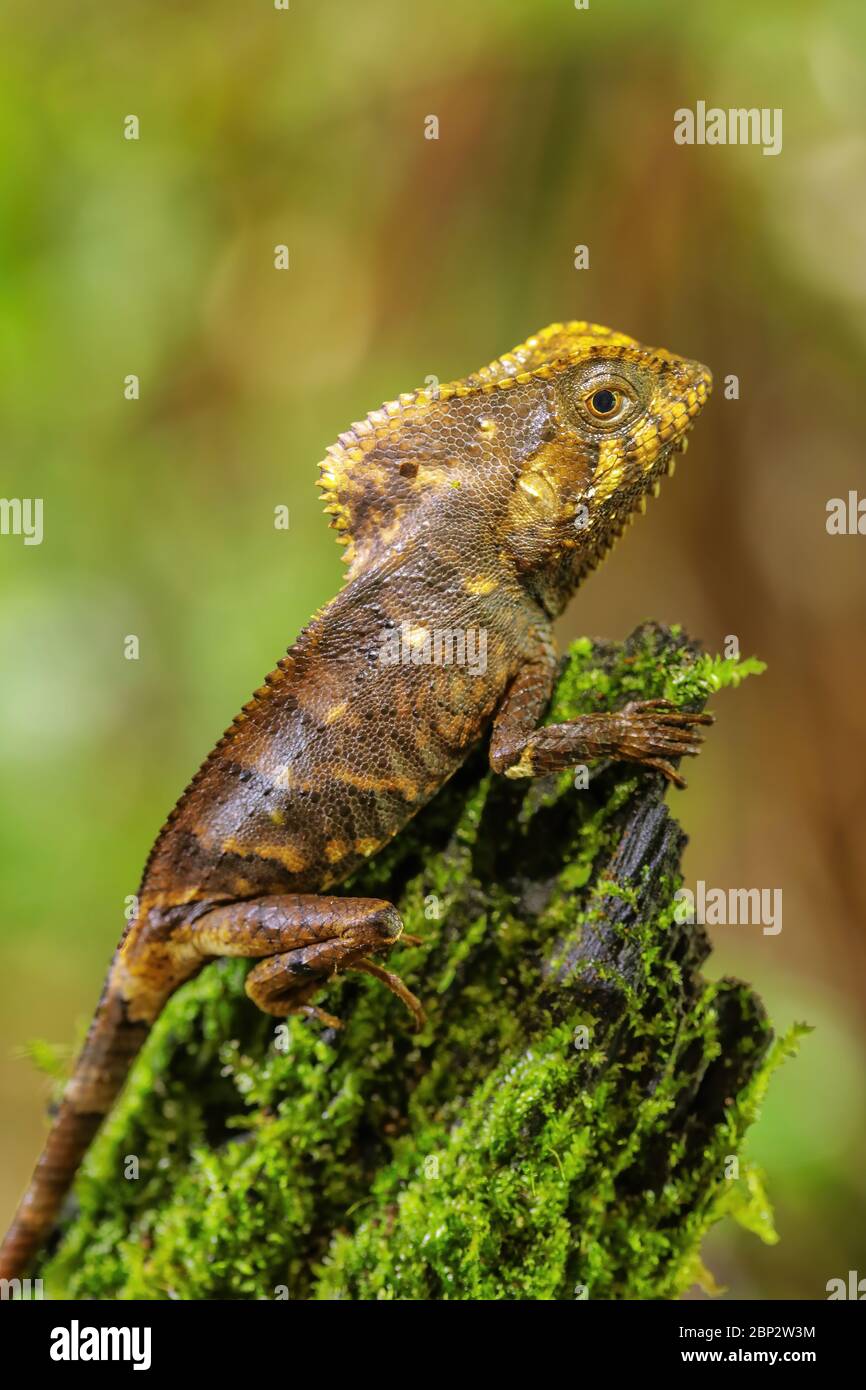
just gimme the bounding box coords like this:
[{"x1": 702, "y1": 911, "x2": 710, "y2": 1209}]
[
  {"x1": 318, "y1": 321, "x2": 711, "y2": 605},
  {"x1": 490, "y1": 322, "x2": 712, "y2": 601}
]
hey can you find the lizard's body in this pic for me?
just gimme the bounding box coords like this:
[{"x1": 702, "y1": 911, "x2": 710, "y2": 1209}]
[{"x1": 1, "y1": 323, "x2": 712, "y2": 1279}]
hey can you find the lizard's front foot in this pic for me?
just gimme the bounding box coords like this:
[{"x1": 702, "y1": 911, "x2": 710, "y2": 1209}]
[
  {"x1": 617, "y1": 699, "x2": 714, "y2": 787},
  {"x1": 491, "y1": 700, "x2": 714, "y2": 788}
]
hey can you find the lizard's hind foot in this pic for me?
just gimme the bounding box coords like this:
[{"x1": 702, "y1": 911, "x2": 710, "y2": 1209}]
[{"x1": 182, "y1": 891, "x2": 424, "y2": 1030}]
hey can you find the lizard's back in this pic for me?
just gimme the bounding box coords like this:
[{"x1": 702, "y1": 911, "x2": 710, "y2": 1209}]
[{"x1": 140, "y1": 533, "x2": 534, "y2": 922}]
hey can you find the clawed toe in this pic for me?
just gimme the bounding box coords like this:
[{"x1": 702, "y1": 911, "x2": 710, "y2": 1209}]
[
  {"x1": 623, "y1": 697, "x2": 677, "y2": 715},
  {"x1": 352, "y1": 957, "x2": 426, "y2": 1031},
  {"x1": 623, "y1": 698, "x2": 714, "y2": 729},
  {"x1": 643, "y1": 757, "x2": 688, "y2": 788}
]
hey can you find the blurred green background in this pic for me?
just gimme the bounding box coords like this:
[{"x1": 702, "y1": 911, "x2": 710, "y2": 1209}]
[{"x1": 2, "y1": 0, "x2": 865, "y2": 1300}]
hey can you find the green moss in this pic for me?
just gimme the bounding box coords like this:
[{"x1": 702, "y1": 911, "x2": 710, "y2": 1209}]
[{"x1": 42, "y1": 623, "x2": 785, "y2": 1301}]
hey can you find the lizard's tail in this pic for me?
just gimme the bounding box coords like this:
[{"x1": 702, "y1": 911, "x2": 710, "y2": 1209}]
[{"x1": 0, "y1": 982, "x2": 151, "y2": 1282}]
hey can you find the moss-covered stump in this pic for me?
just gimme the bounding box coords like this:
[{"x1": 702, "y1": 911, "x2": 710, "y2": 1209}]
[{"x1": 43, "y1": 622, "x2": 785, "y2": 1301}]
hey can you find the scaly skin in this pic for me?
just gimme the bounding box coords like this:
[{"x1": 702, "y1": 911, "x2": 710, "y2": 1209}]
[{"x1": 0, "y1": 322, "x2": 712, "y2": 1280}]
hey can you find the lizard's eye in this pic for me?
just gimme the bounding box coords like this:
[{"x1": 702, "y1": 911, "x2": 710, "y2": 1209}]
[
  {"x1": 572, "y1": 370, "x2": 638, "y2": 429},
  {"x1": 587, "y1": 388, "x2": 619, "y2": 418}
]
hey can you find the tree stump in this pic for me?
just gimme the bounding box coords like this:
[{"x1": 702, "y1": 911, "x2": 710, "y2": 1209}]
[{"x1": 43, "y1": 622, "x2": 784, "y2": 1300}]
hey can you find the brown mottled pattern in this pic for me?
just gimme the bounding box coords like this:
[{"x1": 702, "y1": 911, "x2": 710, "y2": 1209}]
[
  {"x1": 140, "y1": 549, "x2": 526, "y2": 910},
  {"x1": 0, "y1": 322, "x2": 712, "y2": 1280}
]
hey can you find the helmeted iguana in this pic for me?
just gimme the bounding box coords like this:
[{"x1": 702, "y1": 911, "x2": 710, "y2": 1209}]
[{"x1": 0, "y1": 321, "x2": 712, "y2": 1279}]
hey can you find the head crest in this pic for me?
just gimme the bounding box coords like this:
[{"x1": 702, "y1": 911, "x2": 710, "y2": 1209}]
[{"x1": 316, "y1": 322, "x2": 639, "y2": 577}]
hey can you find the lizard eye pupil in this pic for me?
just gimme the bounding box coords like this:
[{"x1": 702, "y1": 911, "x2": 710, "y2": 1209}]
[{"x1": 589, "y1": 389, "x2": 618, "y2": 417}]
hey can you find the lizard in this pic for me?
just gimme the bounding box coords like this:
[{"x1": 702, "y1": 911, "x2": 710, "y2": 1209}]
[{"x1": 0, "y1": 320, "x2": 713, "y2": 1281}]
